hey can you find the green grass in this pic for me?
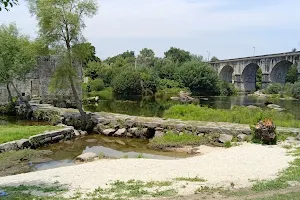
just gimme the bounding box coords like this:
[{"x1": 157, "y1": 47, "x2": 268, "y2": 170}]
[
  {"x1": 175, "y1": 176, "x2": 206, "y2": 182},
  {"x1": 164, "y1": 105, "x2": 300, "y2": 128},
  {"x1": 0, "y1": 125, "x2": 60, "y2": 144},
  {"x1": 148, "y1": 131, "x2": 220, "y2": 149},
  {"x1": 87, "y1": 179, "x2": 177, "y2": 199},
  {"x1": 255, "y1": 192, "x2": 300, "y2": 200}
]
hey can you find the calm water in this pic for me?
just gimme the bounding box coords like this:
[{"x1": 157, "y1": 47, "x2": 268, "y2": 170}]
[{"x1": 84, "y1": 95, "x2": 300, "y2": 119}]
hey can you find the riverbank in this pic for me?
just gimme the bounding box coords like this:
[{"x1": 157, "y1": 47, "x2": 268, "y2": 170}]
[{"x1": 0, "y1": 143, "x2": 294, "y2": 199}]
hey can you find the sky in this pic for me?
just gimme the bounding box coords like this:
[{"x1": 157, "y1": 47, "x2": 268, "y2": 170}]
[{"x1": 1, "y1": 0, "x2": 300, "y2": 60}]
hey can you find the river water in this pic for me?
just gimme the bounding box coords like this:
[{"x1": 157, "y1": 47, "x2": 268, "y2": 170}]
[{"x1": 2, "y1": 95, "x2": 300, "y2": 172}]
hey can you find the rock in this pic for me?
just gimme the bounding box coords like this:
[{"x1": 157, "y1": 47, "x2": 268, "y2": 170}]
[
  {"x1": 52, "y1": 135, "x2": 65, "y2": 142},
  {"x1": 0, "y1": 142, "x2": 18, "y2": 153},
  {"x1": 198, "y1": 133, "x2": 204, "y2": 137},
  {"x1": 102, "y1": 138, "x2": 115, "y2": 143},
  {"x1": 286, "y1": 137, "x2": 296, "y2": 142},
  {"x1": 74, "y1": 130, "x2": 80, "y2": 136},
  {"x1": 237, "y1": 134, "x2": 247, "y2": 142},
  {"x1": 115, "y1": 140, "x2": 126, "y2": 145},
  {"x1": 126, "y1": 132, "x2": 133, "y2": 137},
  {"x1": 218, "y1": 134, "x2": 233, "y2": 143},
  {"x1": 103, "y1": 129, "x2": 116, "y2": 136},
  {"x1": 76, "y1": 152, "x2": 97, "y2": 162},
  {"x1": 247, "y1": 105, "x2": 259, "y2": 109},
  {"x1": 86, "y1": 139, "x2": 98, "y2": 143},
  {"x1": 79, "y1": 130, "x2": 88, "y2": 136},
  {"x1": 254, "y1": 119, "x2": 276, "y2": 144},
  {"x1": 267, "y1": 104, "x2": 281, "y2": 109},
  {"x1": 296, "y1": 134, "x2": 300, "y2": 141},
  {"x1": 154, "y1": 131, "x2": 164, "y2": 138},
  {"x1": 114, "y1": 128, "x2": 126, "y2": 137},
  {"x1": 129, "y1": 127, "x2": 139, "y2": 135},
  {"x1": 16, "y1": 139, "x2": 31, "y2": 149}
]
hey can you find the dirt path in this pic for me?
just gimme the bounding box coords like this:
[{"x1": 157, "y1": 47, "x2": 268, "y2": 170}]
[{"x1": 0, "y1": 143, "x2": 294, "y2": 198}]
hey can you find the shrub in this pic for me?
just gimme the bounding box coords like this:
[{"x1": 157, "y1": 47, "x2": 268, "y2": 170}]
[
  {"x1": 218, "y1": 81, "x2": 236, "y2": 96},
  {"x1": 265, "y1": 83, "x2": 283, "y2": 94},
  {"x1": 111, "y1": 70, "x2": 142, "y2": 95},
  {"x1": 157, "y1": 79, "x2": 183, "y2": 90},
  {"x1": 283, "y1": 82, "x2": 293, "y2": 97},
  {"x1": 88, "y1": 79, "x2": 105, "y2": 92},
  {"x1": 292, "y1": 81, "x2": 300, "y2": 99}
]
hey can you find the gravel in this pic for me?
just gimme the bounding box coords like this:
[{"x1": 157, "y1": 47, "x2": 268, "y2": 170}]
[{"x1": 0, "y1": 143, "x2": 294, "y2": 197}]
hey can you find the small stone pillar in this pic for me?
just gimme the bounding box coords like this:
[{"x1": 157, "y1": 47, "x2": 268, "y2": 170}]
[
  {"x1": 261, "y1": 73, "x2": 270, "y2": 89},
  {"x1": 234, "y1": 74, "x2": 242, "y2": 90}
]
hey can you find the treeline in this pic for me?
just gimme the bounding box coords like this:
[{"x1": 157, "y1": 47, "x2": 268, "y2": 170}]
[{"x1": 83, "y1": 47, "x2": 235, "y2": 97}]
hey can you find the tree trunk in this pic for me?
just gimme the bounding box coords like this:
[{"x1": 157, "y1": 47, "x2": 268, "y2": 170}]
[
  {"x1": 10, "y1": 81, "x2": 32, "y2": 109},
  {"x1": 6, "y1": 83, "x2": 13, "y2": 104}
]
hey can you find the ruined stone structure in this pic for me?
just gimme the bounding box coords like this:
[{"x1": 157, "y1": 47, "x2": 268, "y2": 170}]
[
  {"x1": 0, "y1": 56, "x2": 82, "y2": 105},
  {"x1": 210, "y1": 51, "x2": 300, "y2": 92}
]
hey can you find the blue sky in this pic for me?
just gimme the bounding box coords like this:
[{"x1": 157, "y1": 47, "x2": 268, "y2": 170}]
[{"x1": 1, "y1": 0, "x2": 300, "y2": 60}]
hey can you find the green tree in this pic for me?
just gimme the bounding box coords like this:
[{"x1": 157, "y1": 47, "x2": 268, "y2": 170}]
[
  {"x1": 72, "y1": 42, "x2": 101, "y2": 67},
  {"x1": 0, "y1": 0, "x2": 18, "y2": 11},
  {"x1": 27, "y1": 0, "x2": 98, "y2": 126},
  {"x1": 177, "y1": 60, "x2": 220, "y2": 95},
  {"x1": 164, "y1": 47, "x2": 191, "y2": 64},
  {"x1": 210, "y1": 56, "x2": 219, "y2": 62},
  {"x1": 111, "y1": 70, "x2": 142, "y2": 95},
  {"x1": 286, "y1": 64, "x2": 298, "y2": 83},
  {"x1": 256, "y1": 68, "x2": 262, "y2": 90},
  {"x1": 0, "y1": 23, "x2": 37, "y2": 107},
  {"x1": 136, "y1": 48, "x2": 156, "y2": 68}
]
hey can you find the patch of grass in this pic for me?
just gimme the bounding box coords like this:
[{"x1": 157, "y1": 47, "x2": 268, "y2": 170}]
[
  {"x1": 0, "y1": 125, "x2": 60, "y2": 144},
  {"x1": 194, "y1": 186, "x2": 225, "y2": 194},
  {"x1": 175, "y1": 176, "x2": 206, "y2": 182},
  {"x1": 88, "y1": 180, "x2": 177, "y2": 199},
  {"x1": 252, "y1": 180, "x2": 289, "y2": 192},
  {"x1": 0, "y1": 149, "x2": 52, "y2": 177},
  {"x1": 224, "y1": 141, "x2": 232, "y2": 148},
  {"x1": 282, "y1": 145, "x2": 293, "y2": 149},
  {"x1": 149, "y1": 131, "x2": 220, "y2": 149},
  {"x1": 164, "y1": 105, "x2": 300, "y2": 128},
  {"x1": 255, "y1": 192, "x2": 300, "y2": 200},
  {"x1": 137, "y1": 153, "x2": 144, "y2": 158}
]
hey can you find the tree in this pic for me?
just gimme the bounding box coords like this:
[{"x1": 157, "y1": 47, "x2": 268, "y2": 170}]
[
  {"x1": 292, "y1": 48, "x2": 297, "y2": 52},
  {"x1": 0, "y1": 23, "x2": 37, "y2": 107},
  {"x1": 286, "y1": 64, "x2": 299, "y2": 83},
  {"x1": 27, "y1": 0, "x2": 98, "y2": 127},
  {"x1": 0, "y1": 0, "x2": 18, "y2": 11},
  {"x1": 210, "y1": 56, "x2": 219, "y2": 62},
  {"x1": 72, "y1": 42, "x2": 101, "y2": 67},
  {"x1": 256, "y1": 68, "x2": 262, "y2": 90},
  {"x1": 164, "y1": 47, "x2": 191, "y2": 64},
  {"x1": 136, "y1": 48, "x2": 156, "y2": 68}
]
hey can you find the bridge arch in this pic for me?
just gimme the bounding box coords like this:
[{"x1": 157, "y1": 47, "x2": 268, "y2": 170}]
[
  {"x1": 270, "y1": 60, "x2": 293, "y2": 84},
  {"x1": 219, "y1": 65, "x2": 234, "y2": 83},
  {"x1": 241, "y1": 63, "x2": 260, "y2": 92}
]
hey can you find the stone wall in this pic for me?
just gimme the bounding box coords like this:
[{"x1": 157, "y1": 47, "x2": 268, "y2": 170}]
[{"x1": 0, "y1": 56, "x2": 83, "y2": 106}]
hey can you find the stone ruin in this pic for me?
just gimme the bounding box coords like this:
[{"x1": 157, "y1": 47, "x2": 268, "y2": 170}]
[{"x1": 0, "y1": 56, "x2": 83, "y2": 107}]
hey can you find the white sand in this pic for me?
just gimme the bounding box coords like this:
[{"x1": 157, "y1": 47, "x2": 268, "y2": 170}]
[{"x1": 0, "y1": 143, "x2": 294, "y2": 197}]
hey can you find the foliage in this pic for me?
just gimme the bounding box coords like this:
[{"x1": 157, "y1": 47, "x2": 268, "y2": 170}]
[
  {"x1": 164, "y1": 47, "x2": 191, "y2": 64},
  {"x1": 291, "y1": 81, "x2": 300, "y2": 99},
  {"x1": 177, "y1": 60, "x2": 220, "y2": 95},
  {"x1": 218, "y1": 81, "x2": 236, "y2": 96},
  {"x1": 140, "y1": 70, "x2": 157, "y2": 95},
  {"x1": 286, "y1": 64, "x2": 298, "y2": 83},
  {"x1": 88, "y1": 78, "x2": 105, "y2": 92},
  {"x1": 265, "y1": 83, "x2": 283, "y2": 94},
  {"x1": 72, "y1": 42, "x2": 100, "y2": 67},
  {"x1": 256, "y1": 68, "x2": 262, "y2": 90},
  {"x1": 0, "y1": 0, "x2": 18, "y2": 11},
  {"x1": 136, "y1": 48, "x2": 156, "y2": 68},
  {"x1": 157, "y1": 79, "x2": 183, "y2": 90},
  {"x1": 164, "y1": 104, "x2": 300, "y2": 128},
  {"x1": 111, "y1": 69, "x2": 142, "y2": 95},
  {"x1": 210, "y1": 56, "x2": 219, "y2": 62}
]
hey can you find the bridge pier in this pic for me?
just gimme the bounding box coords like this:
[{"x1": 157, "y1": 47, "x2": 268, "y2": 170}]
[
  {"x1": 261, "y1": 73, "x2": 270, "y2": 89},
  {"x1": 233, "y1": 74, "x2": 243, "y2": 90}
]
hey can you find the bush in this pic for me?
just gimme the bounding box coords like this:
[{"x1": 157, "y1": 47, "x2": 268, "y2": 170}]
[
  {"x1": 157, "y1": 79, "x2": 183, "y2": 90},
  {"x1": 218, "y1": 81, "x2": 236, "y2": 96},
  {"x1": 111, "y1": 70, "x2": 142, "y2": 95},
  {"x1": 292, "y1": 81, "x2": 300, "y2": 99},
  {"x1": 283, "y1": 82, "x2": 293, "y2": 97},
  {"x1": 265, "y1": 83, "x2": 283, "y2": 94},
  {"x1": 177, "y1": 60, "x2": 220, "y2": 95},
  {"x1": 88, "y1": 79, "x2": 105, "y2": 92}
]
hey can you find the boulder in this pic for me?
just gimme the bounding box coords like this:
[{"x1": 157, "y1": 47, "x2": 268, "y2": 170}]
[
  {"x1": 79, "y1": 130, "x2": 88, "y2": 136},
  {"x1": 218, "y1": 134, "x2": 233, "y2": 143},
  {"x1": 103, "y1": 129, "x2": 116, "y2": 136},
  {"x1": 128, "y1": 127, "x2": 139, "y2": 135},
  {"x1": 74, "y1": 130, "x2": 81, "y2": 136},
  {"x1": 296, "y1": 134, "x2": 300, "y2": 141},
  {"x1": 114, "y1": 128, "x2": 126, "y2": 137},
  {"x1": 0, "y1": 142, "x2": 18, "y2": 153},
  {"x1": 115, "y1": 140, "x2": 126, "y2": 145},
  {"x1": 154, "y1": 131, "x2": 164, "y2": 138},
  {"x1": 16, "y1": 139, "x2": 31, "y2": 149},
  {"x1": 75, "y1": 152, "x2": 97, "y2": 162},
  {"x1": 126, "y1": 132, "x2": 133, "y2": 137},
  {"x1": 237, "y1": 134, "x2": 247, "y2": 142}
]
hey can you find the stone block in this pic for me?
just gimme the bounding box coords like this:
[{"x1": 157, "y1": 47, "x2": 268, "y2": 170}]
[
  {"x1": 114, "y1": 128, "x2": 126, "y2": 137},
  {"x1": 103, "y1": 129, "x2": 116, "y2": 136},
  {"x1": 237, "y1": 134, "x2": 247, "y2": 142},
  {"x1": 16, "y1": 139, "x2": 31, "y2": 149},
  {"x1": 218, "y1": 134, "x2": 233, "y2": 143},
  {"x1": 0, "y1": 142, "x2": 18, "y2": 152},
  {"x1": 52, "y1": 135, "x2": 65, "y2": 142}
]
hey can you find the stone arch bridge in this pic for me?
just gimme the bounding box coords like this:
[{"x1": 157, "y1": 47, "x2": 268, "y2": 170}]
[{"x1": 210, "y1": 51, "x2": 300, "y2": 92}]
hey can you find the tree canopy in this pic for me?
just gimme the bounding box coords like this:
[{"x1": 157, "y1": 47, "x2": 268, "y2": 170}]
[{"x1": 0, "y1": 0, "x2": 18, "y2": 11}]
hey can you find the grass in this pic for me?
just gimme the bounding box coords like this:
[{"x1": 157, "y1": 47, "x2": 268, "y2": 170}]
[
  {"x1": 87, "y1": 179, "x2": 177, "y2": 199},
  {"x1": 0, "y1": 125, "x2": 60, "y2": 144},
  {"x1": 256, "y1": 192, "x2": 300, "y2": 200},
  {"x1": 164, "y1": 105, "x2": 300, "y2": 128},
  {"x1": 148, "y1": 131, "x2": 221, "y2": 149},
  {"x1": 85, "y1": 87, "x2": 113, "y2": 100},
  {"x1": 175, "y1": 176, "x2": 206, "y2": 182}
]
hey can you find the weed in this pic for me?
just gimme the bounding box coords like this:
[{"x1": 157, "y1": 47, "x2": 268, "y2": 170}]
[
  {"x1": 98, "y1": 152, "x2": 105, "y2": 159},
  {"x1": 137, "y1": 153, "x2": 144, "y2": 158},
  {"x1": 175, "y1": 176, "x2": 206, "y2": 182},
  {"x1": 224, "y1": 141, "x2": 232, "y2": 148}
]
